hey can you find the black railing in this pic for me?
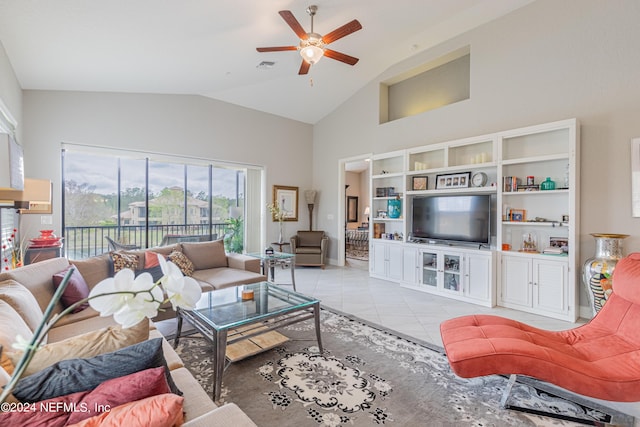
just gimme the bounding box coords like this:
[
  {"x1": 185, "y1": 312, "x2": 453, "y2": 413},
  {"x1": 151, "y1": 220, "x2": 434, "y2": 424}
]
[{"x1": 64, "y1": 223, "x2": 229, "y2": 259}]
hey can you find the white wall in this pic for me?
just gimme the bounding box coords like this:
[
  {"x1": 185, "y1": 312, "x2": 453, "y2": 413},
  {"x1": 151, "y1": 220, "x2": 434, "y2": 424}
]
[
  {"x1": 21, "y1": 90, "x2": 313, "y2": 246},
  {"x1": 313, "y1": 0, "x2": 640, "y2": 307},
  {"x1": 0, "y1": 41, "x2": 22, "y2": 140}
]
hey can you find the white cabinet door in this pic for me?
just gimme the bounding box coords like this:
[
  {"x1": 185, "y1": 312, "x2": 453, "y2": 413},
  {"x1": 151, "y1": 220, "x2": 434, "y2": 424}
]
[
  {"x1": 500, "y1": 255, "x2": 532, "y2": 308},
  {"x1": 465, "y1": 253, "x2": 492, "y2": 301},
  {"x1": 371, "y1": 241, "x2": 403, "y2": 280},
  {"x1": 388, "y1": 244, "x2": 404, "y2": 281},
  {"x1": 533, "y1": 259, "x2": 568, "y2": 315},
  {"x1": 402, "y1": 247, "x2": 419, "y2": 284},
  {"x1": 371, "y1": 242, "x2": 387, "y2": 277}
]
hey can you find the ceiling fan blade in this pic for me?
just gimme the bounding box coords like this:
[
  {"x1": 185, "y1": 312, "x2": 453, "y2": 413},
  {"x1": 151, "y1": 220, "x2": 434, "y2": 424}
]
[
  {"x1": 279, "y1": 10, "x2": 308, "y2": 40},
  {"x1": 256, "y1": 46, "x2": 297, "y2": 52},
  {"x1": 324, "y1": 49, "x2": 359, "y2": 66},
  {"x1": 298, "y1": 60, "x2": 311, "y2": 75},
  {"x1": 322, "y1": 19, "x2": 362, "y2": 44}
]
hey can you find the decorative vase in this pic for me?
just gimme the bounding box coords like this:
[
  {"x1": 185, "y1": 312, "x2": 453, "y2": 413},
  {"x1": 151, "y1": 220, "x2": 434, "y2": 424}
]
[
  {"x1": 278, "y1": 222, "x2": 284, "y2": 244},
  {"x1": 40, "y1": 230, "x2": 57, "y2": 239},
  {"x1": 540, "y1": 177, "x2": 555, "y2": 190},
  {"x1": 387, "y1": 197, "x2": 401, "y2": 219},
  {"x1": 582, "y1": 233, "x2": 629, "y2": 315}
]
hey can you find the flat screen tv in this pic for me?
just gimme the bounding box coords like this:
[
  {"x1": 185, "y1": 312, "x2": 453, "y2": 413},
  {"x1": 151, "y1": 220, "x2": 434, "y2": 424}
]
[{"x1": 412, "y1": 194, "x2": 491, "y2": 244}]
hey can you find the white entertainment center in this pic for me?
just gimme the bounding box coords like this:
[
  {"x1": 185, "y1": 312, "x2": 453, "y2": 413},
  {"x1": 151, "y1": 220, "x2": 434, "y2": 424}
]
[{"x1": 369, "y1": 118, "x2": 579, "y2": 321}]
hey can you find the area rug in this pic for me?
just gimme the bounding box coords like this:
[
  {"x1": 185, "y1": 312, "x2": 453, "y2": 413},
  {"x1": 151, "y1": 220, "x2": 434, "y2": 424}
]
[
  {"x1": 346, "y1": 248, "x2": 369, "y2": 261},
  {"x1": 173, "y1": 309, "x2": 634, "y2": 426}
]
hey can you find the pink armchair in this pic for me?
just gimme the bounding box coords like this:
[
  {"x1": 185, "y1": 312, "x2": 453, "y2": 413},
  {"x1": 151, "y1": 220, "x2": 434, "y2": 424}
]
[{"x1": 440, "y1": 253, "x2": 640, "y2": 410}]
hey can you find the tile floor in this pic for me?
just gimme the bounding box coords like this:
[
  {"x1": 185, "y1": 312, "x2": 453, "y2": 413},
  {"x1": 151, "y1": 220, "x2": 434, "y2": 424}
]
[
  {"x1": 278, "y1": 260, "x2": 640, "y2": 420},
  {"x1": 290, "y1": 260, "x2": 582, "y2": 348}
]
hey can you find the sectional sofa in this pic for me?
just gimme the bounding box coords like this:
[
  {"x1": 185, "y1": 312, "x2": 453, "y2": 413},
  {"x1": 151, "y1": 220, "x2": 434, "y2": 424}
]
[{"x1": 0, "y1": 239, "x2": 266, "y2": 426}]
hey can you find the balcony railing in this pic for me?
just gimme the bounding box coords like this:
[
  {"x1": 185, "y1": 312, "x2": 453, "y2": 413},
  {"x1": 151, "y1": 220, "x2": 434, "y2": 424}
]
[{"x1": 64, "y1": 223, "x2": 229, "y2": 260}]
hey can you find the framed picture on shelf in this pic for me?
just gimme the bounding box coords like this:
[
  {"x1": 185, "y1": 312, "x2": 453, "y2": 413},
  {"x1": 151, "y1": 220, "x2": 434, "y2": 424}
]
[
  {"x1": 549, "y1": 237, "x2": 569, "y2": 253},
  {"x1": 411, "y1": 176, "x2": 428, "y2": 191},
  {"x1": 510, "y1": 209, "x2": 526, "y2": 222},
  {"x1": 436, "y1": 172, "x2": 471, "y2": 189}
]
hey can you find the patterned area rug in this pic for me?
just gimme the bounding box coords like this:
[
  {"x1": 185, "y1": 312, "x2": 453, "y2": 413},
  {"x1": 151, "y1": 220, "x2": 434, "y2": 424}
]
[
  {"x1": 173, "y1": 309, "x2": 634, "y2": 426},
  {"x1": 346, "y1": 248, "x2": 369, "y2": 261}
]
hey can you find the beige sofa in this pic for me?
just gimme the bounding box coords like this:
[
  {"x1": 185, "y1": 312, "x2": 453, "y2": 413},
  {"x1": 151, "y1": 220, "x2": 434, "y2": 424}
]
[{"x1": 0, "y1": 240, "x2": 265, "y2": 425}]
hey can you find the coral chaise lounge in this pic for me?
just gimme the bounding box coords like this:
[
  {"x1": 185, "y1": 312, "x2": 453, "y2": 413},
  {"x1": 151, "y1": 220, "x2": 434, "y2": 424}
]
[{"x1": 440, "y1": 252, "x2": 640, "y2": 407}]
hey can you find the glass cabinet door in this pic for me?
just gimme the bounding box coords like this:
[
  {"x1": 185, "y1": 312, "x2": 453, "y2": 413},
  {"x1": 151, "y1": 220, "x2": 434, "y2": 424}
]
[
  {"x1": 422, "y1": 251, "x2": 438, "y2": 287},
  {"x1": 443, "y1": 254, "x2": 461, "y2": 292}
]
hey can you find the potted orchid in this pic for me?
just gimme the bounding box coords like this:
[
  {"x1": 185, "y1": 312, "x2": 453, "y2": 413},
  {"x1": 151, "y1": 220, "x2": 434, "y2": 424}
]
[
  {"x1": 267, "y1": 199, "x2": 286, "y2": 243},
  {"x1": 0, "y1": 255, "x2": 201, "y2": 403}
]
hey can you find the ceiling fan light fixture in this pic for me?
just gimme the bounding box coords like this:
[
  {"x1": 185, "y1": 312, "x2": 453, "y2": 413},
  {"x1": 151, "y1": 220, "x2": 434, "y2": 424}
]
[{"x1": 299, "y1": 34, "x2": 324, "y2": 64}]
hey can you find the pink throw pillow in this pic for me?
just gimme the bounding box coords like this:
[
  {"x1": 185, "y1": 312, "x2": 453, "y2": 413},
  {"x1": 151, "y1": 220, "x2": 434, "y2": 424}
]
[
  {"x1": 66, "y1": 393, "x2": 184, "y2": 427},
  {"x1": 0, "y1": 367, "x2": 172, "y2": 427}
]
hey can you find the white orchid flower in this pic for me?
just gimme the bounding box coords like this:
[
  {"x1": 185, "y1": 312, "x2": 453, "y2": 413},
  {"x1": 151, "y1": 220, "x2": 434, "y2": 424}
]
[
  {"x1": 11, "y1": 334, "x2": 36, "y2": 352},
  {"x1": 89, "y1": 268, "x2": 163, "y2": 328},
  {"x1": 158, "y1": 255, "x2": 202, "y2": 310}
]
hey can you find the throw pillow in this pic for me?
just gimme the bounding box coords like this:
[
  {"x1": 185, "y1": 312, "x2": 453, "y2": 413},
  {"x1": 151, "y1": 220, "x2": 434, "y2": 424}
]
[
  {"x1": 65, "y1": 393, "x2": 184, "y2": 427},
  {"x1": 0, "y1": 279, "x2": 45, "y2": 331},
  {"x1": 0, "y1": 390, "x2": 82, "y2": 427},
  {"x1": 136, "y1": 265, "x2": 164, "y2": 282},
  {"x1": 7, "y1": 319, "x2": 149, "y2": 376},
  {"x1": 181, "y1": 239, "x2": 228, "y2": 269},
  {"x1": 52, "y1": 266, "x2": 90, "y2": 313},
  {"x1": 144, "y1": 251, "x2": 164, "y2": 268},
  {"x1": 0, "y1": 364, "x2": 19, "y2": 404},
  {"x1": 108, "y1": 251, "x2": 139, "y2": 275},
  {"x1": 168, "y1": 251, "x2": 194, "y2": 276},
  {"x1": 0, "y1": 344, "x2": 14, "y2": 375},
  {"x1": 0, "y1": 367, "x2": 171, "y2": 427},
  {"x1": 0, "y1": 299, "x2": 34, "y2": 352},
  {"x1": 70, "y1": 254, "x2": 111, "y2": 288},
  {"x1": 11, "y1": 338, "x2": 181, "y2": 403},
  {"x1": 66, "y1": 366, "x2": 171, "y2": 425}
]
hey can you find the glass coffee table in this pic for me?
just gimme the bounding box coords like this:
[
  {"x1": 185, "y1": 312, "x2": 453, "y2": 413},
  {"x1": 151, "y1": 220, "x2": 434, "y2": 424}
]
[
  {"x1": 246, "y1": 251, "x2": 296, "y2": 290},
  {"x1": 174, "y1": 282, "x2": 322, "y2": 401}
]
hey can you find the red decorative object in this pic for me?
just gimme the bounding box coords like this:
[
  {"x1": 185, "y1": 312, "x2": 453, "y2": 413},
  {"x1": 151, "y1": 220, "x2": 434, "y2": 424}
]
[
  {"x1": 39, "y1": 230, "x2": 57, "y2": 239},
  {"x1": 29, "y1": 230, "x2": 63, "y2": 248}
]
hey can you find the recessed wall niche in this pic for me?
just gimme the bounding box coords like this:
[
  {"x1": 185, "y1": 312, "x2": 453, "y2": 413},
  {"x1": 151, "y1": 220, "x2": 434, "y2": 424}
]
[{"x1": 380, "y1": 46, "x2": 470, "y2": 124}]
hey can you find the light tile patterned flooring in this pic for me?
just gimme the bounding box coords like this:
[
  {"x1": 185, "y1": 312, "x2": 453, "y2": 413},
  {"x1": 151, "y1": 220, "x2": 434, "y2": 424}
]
[{"x1": 282, "y1": 260, "x2": 640, "y2": 420}]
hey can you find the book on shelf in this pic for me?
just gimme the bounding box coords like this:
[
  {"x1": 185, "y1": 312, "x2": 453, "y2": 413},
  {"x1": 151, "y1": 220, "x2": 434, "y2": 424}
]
[{"x1": 503, "y1": 176, "x2": 521, "y2": 192}]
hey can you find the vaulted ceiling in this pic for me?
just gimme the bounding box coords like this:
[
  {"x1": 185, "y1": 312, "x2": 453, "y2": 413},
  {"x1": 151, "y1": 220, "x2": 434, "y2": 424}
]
[{"x1": 0, "y1": 0, "x2": 532, "y2": 124}]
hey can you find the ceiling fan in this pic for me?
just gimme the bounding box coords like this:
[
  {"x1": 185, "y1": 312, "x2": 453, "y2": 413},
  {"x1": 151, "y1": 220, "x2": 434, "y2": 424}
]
[{"x1": 256, "y1": 5, "x2": 362, "y2": 75}]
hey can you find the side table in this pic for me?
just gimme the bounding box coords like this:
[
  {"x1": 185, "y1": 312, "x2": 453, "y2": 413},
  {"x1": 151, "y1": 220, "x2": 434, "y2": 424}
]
[
  {"x1": 271, "y1": 242, "x2": 290, "y2": 253},
  {"x1": 25, "y1": 246, "x2": 63, "y2": 265},
  {"x1": 246, "y1": 252, "x2": 296, "y2": 291}
]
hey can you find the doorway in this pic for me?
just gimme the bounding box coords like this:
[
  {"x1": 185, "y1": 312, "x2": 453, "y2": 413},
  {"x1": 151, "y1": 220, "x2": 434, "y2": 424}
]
[{"x1": 339, "y1": 155, "x2": 371, "y2": 269}]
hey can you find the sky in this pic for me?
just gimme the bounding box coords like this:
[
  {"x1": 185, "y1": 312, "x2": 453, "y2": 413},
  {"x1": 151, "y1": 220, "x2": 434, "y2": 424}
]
[{"x1": 64, "y1": 150, "x2": 242, "y2": 199}]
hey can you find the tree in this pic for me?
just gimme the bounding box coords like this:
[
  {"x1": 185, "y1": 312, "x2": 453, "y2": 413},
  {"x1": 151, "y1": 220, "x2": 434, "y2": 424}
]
[{"x1": 64, "y1": 180, "x2": 114, "y2": 226}]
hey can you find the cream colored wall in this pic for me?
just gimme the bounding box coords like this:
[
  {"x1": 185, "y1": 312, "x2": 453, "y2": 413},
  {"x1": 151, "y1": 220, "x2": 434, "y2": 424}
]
[
  {"x1": 21, "y1": 90, "x2": 313, "y2": 247},
  {"x1": 313, "y1": 0, "x2": 640, "y2": 308},
  {"x1": 0, "y1": 41, "x2": 22, "y2": 141}
]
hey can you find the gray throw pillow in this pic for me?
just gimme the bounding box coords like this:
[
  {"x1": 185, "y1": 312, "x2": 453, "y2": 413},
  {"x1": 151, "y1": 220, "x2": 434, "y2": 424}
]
[{"x1": 11, "y1": 338, "x2": 181, "y2": 403}]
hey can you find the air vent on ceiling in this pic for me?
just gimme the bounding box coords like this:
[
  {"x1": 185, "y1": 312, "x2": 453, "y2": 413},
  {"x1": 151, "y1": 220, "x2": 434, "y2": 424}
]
[{"x1": 256, "y1": 61, "x2": 276, "y2": 70}]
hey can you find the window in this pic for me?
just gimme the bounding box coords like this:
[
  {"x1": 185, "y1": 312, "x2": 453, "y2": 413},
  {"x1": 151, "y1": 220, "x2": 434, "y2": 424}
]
[{"x1": 62, "y1": 146, "x2": 260, "y2": 258}]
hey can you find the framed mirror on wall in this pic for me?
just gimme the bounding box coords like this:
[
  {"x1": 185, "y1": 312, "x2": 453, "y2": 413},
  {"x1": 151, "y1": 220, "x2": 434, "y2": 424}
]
[
  {"x1": 347, "y1": 196, "x2": 358, "y2": 222},
  {"x1": 632, "y1": 138, "x2": 640, "y2": 217}
]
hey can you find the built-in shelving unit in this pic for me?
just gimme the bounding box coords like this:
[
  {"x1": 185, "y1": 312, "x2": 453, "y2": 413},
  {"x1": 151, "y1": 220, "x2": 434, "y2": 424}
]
[{"x1": 369, "y1": 118, "x2": 579, "y2": 320}]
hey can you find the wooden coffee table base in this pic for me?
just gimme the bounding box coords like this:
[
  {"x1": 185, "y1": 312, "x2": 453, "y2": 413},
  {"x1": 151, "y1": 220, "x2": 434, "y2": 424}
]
[{"x1": 225, "y1": 326, "x2": 289, "y2": 362}]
